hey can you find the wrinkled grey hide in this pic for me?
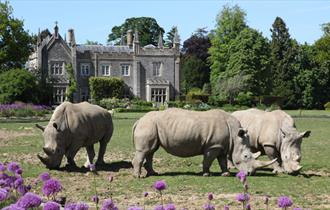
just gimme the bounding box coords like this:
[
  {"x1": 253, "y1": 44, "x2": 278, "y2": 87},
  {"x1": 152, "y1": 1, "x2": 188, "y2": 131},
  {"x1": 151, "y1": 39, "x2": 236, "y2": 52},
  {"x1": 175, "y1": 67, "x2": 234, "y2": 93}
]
[
  {"x1": 36, "y1": 102, "x2": 113, "y2": 169},
  {"x1": 232, "y1": 108, "x2": 311, "y2": 174},
  {"x1": 132, "y1": 108, "x2": 275, "y2": 177}
]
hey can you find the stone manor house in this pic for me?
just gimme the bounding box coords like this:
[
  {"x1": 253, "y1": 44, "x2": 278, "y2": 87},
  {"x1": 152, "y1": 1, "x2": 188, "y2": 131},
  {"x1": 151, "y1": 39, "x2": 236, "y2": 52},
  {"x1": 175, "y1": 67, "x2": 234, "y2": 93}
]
[{"x1": 28, "y1": 24, "x2": 180, "y2": 105}]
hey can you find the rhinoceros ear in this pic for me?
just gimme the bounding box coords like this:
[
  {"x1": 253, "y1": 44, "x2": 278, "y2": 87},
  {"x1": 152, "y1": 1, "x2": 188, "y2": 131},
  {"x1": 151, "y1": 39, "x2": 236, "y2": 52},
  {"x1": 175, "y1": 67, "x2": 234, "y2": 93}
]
[
  {"x1": 238, "y1": 128, "x2": 247, "y2": 138},
  {"x1": 301, "y1": 130, "x2": 311, "y2": 138}
]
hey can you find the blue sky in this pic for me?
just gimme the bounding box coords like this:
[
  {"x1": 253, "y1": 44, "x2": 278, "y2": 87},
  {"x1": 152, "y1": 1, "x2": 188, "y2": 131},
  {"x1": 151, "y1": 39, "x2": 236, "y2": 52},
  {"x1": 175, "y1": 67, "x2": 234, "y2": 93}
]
[{"x1": 9, "y1": 0, "x2": 330, "y2": 45}]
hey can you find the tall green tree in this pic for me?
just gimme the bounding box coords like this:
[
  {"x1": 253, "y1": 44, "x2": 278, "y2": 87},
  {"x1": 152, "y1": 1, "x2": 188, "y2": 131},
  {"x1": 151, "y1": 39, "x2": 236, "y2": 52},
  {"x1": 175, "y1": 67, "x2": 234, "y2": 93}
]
[
  {"x1": 181, "y1": 28, "x2": 211, "y2": 93},
  {"x1": 65, "y1": 64, "x2": 77, "y2": 102},
  {"x1": 208, "y1": 5, "x2": 247, "y2": 92},
  {"x1": 107, "y1": 17, "x2": 164, "y2": 47},
  {"x1": 165, "y1": 26, "x2": 177, "y2": 48},
  {"x1": 270, "y1": 17, "x2": 298, "y2": 108},
  {"x1": 0, "y1": 1, "x2": 33, "y2": 72}
]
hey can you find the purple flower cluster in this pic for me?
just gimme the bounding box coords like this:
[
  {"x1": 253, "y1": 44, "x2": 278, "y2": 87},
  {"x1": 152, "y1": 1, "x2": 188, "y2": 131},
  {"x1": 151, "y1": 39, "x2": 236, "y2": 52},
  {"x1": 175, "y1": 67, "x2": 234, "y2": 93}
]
[
  {"x1": 154, "y1": 205, "x2": 164, "y2": 210},
  {"x1": 236, "y1": 193, "x2": 250, "y2": 202},
  {"x1": 0, "y1": 188, "x2": 9, "y2": 201},
  {"x1": 101, "y1": 199, "x2": 118, "y2": 210},
  {"x1": 64, "y1": 203, "x2": 78, "y2": 210},
  {"x1": 203, "y1": 204, "x2": 215, "y2": 210},
  {"x1": 7, "y1": 162, "x2": 20, "y2": 173},
  {"x1": 88, "y1": 164, "x2": 96, "y2": 172},
  {"x1": 153, "y1": 180, "x2": 167, "y2": 191},
  {"x1": 44, "y1": 201, "x2": 61, "y2": 210},
  {"x1": 278, "y1": 196, "x2": 293, "y2": 208},
  {"x1": 40, "y1": 172, "x2": 51, "y2": 182},
  {"x1": 0, "y1": 103, "x2": 50, "y2": 111},
  {"x1": 42, "y1": 178, "x2": 62, "y2": 197},
  {"x1": 165, "y1": 203, "x2": 176, "y2": 210},
  {"x1": 75, "y1": 202, "x2": 90, "y2": 210},
  {"x1": 224, "y1": 205, "x2": 229, "y2": 210},
  {"x1": 236, "y1": 170, "x2": 247, "y2": 183},
  {"x1": 208, "y1": 193, "x2": 213, "y2": 201},
  {"x1": 16, "y1": 192, "x2": 42, "y2": 209}
]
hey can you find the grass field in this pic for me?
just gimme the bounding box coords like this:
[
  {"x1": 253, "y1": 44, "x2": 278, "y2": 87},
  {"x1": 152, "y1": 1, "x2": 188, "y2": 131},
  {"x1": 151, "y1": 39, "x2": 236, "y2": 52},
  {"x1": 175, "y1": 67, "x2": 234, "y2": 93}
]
[{"x1": 0, "y1": 110, "x2": 330, "y2": 209}]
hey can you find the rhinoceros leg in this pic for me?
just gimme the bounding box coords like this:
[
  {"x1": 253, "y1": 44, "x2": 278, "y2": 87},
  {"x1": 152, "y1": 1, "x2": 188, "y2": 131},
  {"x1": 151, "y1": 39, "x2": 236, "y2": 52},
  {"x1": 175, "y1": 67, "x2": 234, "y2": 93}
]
[
  {"x1": 217, "y1": 155, "x2": 230, "y2": 176},
  {"x1": 132, "y1": 151, "x2": 146, "y2": 178},
  {"x1": 144, "y1": 148, "x2": 159, "y2": 176},
  {"x1": 263, "y1": 145, "x2": 284, "y2": 173},
  {"x1": 96, "y1": 138, "x2": 108, "y2": 165},
  {"x1": 202, "y1": 148, "x2": 220, "y2": 176},
  {"x1": 84, "y1": 145, "x2": 95, "y2": 168},
  {"x1": 65, "y1": 147, "x2": 79, "y2": 167}
]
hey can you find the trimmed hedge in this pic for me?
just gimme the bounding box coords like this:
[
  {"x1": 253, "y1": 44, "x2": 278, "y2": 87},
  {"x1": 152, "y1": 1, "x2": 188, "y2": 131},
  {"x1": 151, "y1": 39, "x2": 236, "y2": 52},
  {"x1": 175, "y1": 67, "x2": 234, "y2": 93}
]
[{"x1": 89, "y1": 77, "x2": 126, "y2": 102}]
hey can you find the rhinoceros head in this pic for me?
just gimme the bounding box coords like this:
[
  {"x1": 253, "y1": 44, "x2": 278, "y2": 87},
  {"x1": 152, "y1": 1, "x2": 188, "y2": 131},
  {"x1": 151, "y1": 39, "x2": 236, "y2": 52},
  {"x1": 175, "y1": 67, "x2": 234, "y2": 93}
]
[
  {"x1": 36, "y1": 122, "x2": 67, "y2": 169},
  {"x1": 232, "y1": 128, "x2": 277, "y2": 175},
  {"x1": 280, "y1": 128, "x2": 311, "y2": 174}
]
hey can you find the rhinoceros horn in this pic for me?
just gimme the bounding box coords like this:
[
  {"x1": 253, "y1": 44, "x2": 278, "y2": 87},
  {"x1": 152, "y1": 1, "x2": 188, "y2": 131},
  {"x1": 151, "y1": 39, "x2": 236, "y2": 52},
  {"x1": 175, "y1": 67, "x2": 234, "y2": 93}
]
[
  {"x1": 252, "y1": 151, "x2": 261, "y2": 159},
  {"x1": 254, "y1": 158, "x2": 277, "y2": 169},
  {"x1": 35, "y1": 124, "x2": 45, "y2": 132},
  {"x1": 37, "y1": 154, "x2": 49, "y2": 166},
  {"x1": 43, "y1": 147, "x2": 54, "y2": 156}
]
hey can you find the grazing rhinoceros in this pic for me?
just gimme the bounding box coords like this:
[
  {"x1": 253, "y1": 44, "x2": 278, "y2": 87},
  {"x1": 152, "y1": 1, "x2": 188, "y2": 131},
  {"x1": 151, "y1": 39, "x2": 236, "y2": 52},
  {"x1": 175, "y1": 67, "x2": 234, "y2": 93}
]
[
  {"x1": 132, "y1": 108, "x2": 276, "y2": 177},
  {"x1": 232, "y1": 108, "x2": 311, "y2": 174},
  {"x1": 36, "y1": 102, "x2": 113, "y2": 169}
]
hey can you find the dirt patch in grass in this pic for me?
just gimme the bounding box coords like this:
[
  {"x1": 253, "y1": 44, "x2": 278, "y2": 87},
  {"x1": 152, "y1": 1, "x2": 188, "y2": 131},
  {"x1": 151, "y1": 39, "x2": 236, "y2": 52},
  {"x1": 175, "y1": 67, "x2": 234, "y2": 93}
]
[{"x1": 0, "y1": 128, "x2": 35, "y2": 142}]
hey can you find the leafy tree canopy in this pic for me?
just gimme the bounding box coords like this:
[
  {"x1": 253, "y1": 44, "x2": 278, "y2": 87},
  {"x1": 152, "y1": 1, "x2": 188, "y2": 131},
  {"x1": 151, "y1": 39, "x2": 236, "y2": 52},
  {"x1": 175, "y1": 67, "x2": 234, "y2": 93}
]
[
  {"x1": 107, "y1": 17, "x2": 164, "y2": 47},
  {"x1": 0, "y1": 1, "x2": 33, "y2": 72}
]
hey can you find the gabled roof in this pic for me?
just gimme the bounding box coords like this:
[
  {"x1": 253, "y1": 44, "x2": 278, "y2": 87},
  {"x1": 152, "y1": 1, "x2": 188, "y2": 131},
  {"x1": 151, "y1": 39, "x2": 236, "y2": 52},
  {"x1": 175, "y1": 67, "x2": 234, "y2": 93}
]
[
  {"x1": 76, "y1": 45, "x2": 133, "y2": 53},
  {"x1": 147, "y1": 79, "x2": 170, "y2": 85}
]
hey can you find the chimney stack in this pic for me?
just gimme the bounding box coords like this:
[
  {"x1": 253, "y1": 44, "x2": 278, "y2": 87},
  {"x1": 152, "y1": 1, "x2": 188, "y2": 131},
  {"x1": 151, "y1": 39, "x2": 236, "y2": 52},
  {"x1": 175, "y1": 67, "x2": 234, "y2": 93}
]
[
  {"x1": 127, "y1": 29, "x2": 133, "y2": 48},
  {"x1": 54, "y1": 21, "x2": 59, "y2": 39},
  {"x1": 67, "y1": 28, "x2": 76, "y2": 47}
]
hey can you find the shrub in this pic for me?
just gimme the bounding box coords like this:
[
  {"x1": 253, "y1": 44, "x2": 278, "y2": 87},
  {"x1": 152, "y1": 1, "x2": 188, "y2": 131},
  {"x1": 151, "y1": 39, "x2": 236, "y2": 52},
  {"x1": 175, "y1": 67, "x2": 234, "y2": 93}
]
[
  {"x1": 324, "y1": 102, "x2": 330, "y2": 110},
  {"x1": 89, "y1": 77, "x2": 126, "y2": 102},
  {"x1": 0, "y1": 69, "x2": 39, "y2": 104},
  {"x1": 99, "y1": 98, "x2": 130, "y2": 110},
  {"x1": 235, "y1": 92, "x2": 253, "y2": 106},
  {"x1": 131, "y1": 98, "x2": 153, "y2": 107},
  {"x1": 186, "y1": 88, "x2": 209, "y2": 103},
  {"x1": 0, "y1": 103, "x2": 51, "y2": 118}
]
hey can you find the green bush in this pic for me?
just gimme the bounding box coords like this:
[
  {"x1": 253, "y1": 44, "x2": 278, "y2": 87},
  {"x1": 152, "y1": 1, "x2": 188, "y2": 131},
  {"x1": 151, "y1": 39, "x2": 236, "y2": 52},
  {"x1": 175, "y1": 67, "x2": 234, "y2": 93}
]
[
  {"x1": 186, "y1": 88, "x2": 209, "y2": 103},
  {"x1": 167, "y1": 101, "x2": 185, "y2": 108},
  {"x1": 131, "y1": 98, "x2": 153, "y2": 107},
  {"x1": 0, "y1": 69, "x2": 39, "y2": 104},
  {"x1": 324, "y1": 102, "x2": 330, "y2": 110},
  {"x1": 99, "y1": 98, "x2": 130, "y2": 110},
  {"x1": 0, "y1": 103, "x2": 51, "y2": 118},
  {"x1": 115, "y1": 107, "x2": 158, "y2": 112},
  {"x1": 89, "y1": 77, "x2": 126, "y2": 102},
  {"x1": 235, "y1": 92, "x2": 253, "y2": 106}
]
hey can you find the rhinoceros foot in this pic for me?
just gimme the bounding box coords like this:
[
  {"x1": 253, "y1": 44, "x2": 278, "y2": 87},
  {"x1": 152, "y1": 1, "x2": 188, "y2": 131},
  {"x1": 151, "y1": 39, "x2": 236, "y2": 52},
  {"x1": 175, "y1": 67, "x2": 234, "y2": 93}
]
[
  {"x1": 203, "y1": 172, "x2": 211, "y2": 177},
  {"x1": 221, "y1": 172, "x2": 231, "y2": 177}
]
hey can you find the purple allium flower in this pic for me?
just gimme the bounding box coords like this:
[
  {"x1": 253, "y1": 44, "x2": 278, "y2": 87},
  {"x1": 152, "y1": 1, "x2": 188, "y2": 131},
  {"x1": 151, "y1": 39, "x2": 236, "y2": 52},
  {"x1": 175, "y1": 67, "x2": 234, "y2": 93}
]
[
  {"x1": 0, "y1": 188, "x2": 9, "y2": 201},
  {"x1": 7, "y1": 162, "x2": 20, "y2": 173},
  {"x1": 144, "y1": 192, "x2": 149, "y2": 197},
  {"x1": 236, "y1": 193, "x2": 250, "y2": 202},
  {"x1": 92, "y1": 195, "x2": 99, "y2": 203},
  {"x1": 40, "y1": 172, "x2": 51, "y2": 182},
  {"x1": 14, "y1": 177, "x2": 24, "y2": 188},
  {"x1": 64, "y1": 203, "x2": 77, "y2": 210},
  {"x1": 165, "y1": 203, "x2": 176, "y2": 210},
  {"x1": 236, "y1": 170, "x2": 247, "y2": 183},
  {"x1": 15, "y1": 168, "x2": 23, "y2": 175},
  {"x1": 2, "y1": 204, "x2": 25, "y2": 210},
  {"x1": 16, "y1": 192, "x2": 42, "y2": 209},
  {"x1": 101, "y1": 199, "x2": 118, "y2": 210},
  {"x1": 246, "y1": 203, "x2": 251, "y2": 210},
  {"x1": 44, "y1": 201, "x2": 61, "y2": 210},
  {"x1": 42, "y1": 178, "x2": 62, "y2": 197},
  {"x1": 224, "y1": 205, "x2": 229, "y2": 210},
  {"x1": 293, "y1": 208, "x2": 302, "y2": 210},
  {"x1": 128, "y1": 206, "x2": 143, "y2": 210},
  {"x1": 203, "y1": 204, "x2": 215, "y2": 210},
  {"x1": 0, "y1": 162, "x2": 6, "y2": 172},
  {"x1": 154, "y1": 205, "x2": 164, "y2": 210},
  {"x1": 277, "y1": 196, "x2": 293, "y2": 208},
  {"x1": 75, "y1": 202, "x2": 89, "y2": 210},
  {"x1": 208, "y1": 193, "x2": 213, "y2": 201},
  {"x1": 17, "y1": 185, "x2": 28, "y2": 195},
  {"x1": 88, "y1": 164, "x2": 96, "y2": 171},
  {"x1": 153, "y1": 180, "x2": 167, "y2": 191}
]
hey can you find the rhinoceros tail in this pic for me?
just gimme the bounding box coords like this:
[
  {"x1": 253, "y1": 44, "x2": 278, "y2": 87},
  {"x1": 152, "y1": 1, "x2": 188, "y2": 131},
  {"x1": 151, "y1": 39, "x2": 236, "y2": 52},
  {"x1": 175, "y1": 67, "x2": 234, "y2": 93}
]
[{"x1": 132, "y1": 120, "x2": 139, "y2": 147}]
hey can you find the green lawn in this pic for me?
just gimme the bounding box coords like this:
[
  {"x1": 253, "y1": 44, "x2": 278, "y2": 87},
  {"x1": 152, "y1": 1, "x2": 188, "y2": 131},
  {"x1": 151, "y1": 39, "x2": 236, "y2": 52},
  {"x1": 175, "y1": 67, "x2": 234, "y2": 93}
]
[{"x1": 0, "y1": 111, "x2": 330, "y2": 209}]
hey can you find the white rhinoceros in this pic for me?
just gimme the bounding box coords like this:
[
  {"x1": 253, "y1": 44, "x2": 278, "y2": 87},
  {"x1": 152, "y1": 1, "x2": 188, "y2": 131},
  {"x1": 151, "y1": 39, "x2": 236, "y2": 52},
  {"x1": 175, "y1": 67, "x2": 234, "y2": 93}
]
[
  {"x1": 232, "y1": 108, "x2": 311, "y2": 174},
  {"x1": 36, "y1": 101, "x2": 113, "y2": 169},
  {"x1": 132, "y1": 108, "x2": 275, "y2": 177}
]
